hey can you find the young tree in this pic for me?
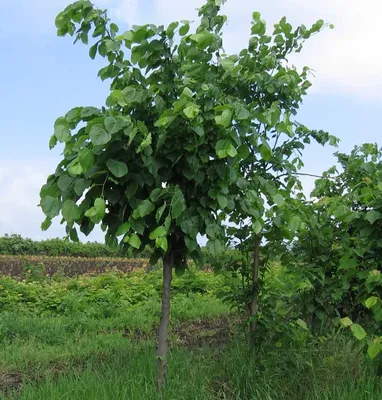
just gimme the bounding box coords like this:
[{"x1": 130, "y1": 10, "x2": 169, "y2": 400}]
[
  {"x1": 307, "y1": 144, "x2": 382, "y2": 360},
  {"x1": 206, "y1": 11, "x2": 338, "y2": 348},
  {"x1": 39, "y1": 0, "x2": 333, "y2": 386}
]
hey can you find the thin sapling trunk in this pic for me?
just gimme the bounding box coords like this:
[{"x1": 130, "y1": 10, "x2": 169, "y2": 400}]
[
  {"x1": 156, "y1": 249, "x2": 174, "y2": 389},
  {"x1": 249, "y1": 235, "x2": 261, "y2": 349}
]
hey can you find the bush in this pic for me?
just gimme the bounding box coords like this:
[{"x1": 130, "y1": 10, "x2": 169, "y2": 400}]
[{"x1": 0, "y1": 269, "x2": 227, "y2": 316}]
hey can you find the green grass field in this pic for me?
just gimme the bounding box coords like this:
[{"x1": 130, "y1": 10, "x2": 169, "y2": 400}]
[{"x1": 0, "y1": 269, "x2": 380, "y2": 399}]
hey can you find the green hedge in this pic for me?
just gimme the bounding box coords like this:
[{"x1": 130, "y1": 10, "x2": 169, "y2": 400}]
[{"x1": 0, "y1": 234, "x2": 152, "y2": 258}]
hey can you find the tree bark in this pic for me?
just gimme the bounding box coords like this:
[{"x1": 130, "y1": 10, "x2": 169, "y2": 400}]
[
  {"x1": 249, "y1": 235, "x2": 261, "y2": 348},
  {"x1": 156, "y1": 249, "x2": 174, "y2": 389}
]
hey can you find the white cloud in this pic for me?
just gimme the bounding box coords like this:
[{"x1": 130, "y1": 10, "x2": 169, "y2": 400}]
[
  {"x1": 13, "y1": 0, "x2": 382, "y2": 100},
  {"x1": 104, "y1": 0, "x2": 140, "y2": 26},
  {"x1": 0, "y1": 160, "x2": 103, "y2": 241},
  {"x1": 108, "y1": 0, "x2": 382, "y2": 102}
]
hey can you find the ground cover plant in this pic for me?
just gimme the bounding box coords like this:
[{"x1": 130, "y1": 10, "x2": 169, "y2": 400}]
[{"x1": 0, "y1": 268, "x2": 381, "y2": 399}]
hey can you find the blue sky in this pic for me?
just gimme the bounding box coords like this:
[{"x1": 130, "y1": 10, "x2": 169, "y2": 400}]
[{"x1": 0, "y1": 0, "x2": 381, "y2": 241}]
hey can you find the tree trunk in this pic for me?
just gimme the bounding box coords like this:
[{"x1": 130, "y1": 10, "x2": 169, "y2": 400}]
[
  {"x1": 249, "y1": 235, "x2": 261, "y2": 348},
  {"x1": 156, "y1": 249, "x2": 174, "y2": 389}
]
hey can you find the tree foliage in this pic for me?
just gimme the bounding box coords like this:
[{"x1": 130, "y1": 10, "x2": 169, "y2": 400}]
[
  {"x1": 41, "y1": 0, "x2": 334, "y2": 267},
  {"x1": 40, "y1": 0, "x2": 349, "y2": 386},
  {"x1": 289, "y1": 144, "x2": 382, "y2": 360}
]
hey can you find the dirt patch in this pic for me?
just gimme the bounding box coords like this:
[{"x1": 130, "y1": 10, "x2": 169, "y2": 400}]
[
  {"x1": 172, "y1": 316, "x2": 235, "y2": 348},
  {"x1": 0, "y1": 350, "x2": 120, "y2": 397},
  {"x1": 0, "y1": 371, "x2": 23, "y2": 397},
  {"x1": 0, "y1": 255, "x2": 148, "y2": 279},
  {"x1": 122, "y1": 327, "x2": 152, "y2": 341},
  {"x1": 121, "y1": 315, "x2": 237, "y2": 348}
]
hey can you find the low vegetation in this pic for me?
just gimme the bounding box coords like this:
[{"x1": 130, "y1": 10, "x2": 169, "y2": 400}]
[{"x1": 0, "y1": 268, "x2": 380, "y2": 399}]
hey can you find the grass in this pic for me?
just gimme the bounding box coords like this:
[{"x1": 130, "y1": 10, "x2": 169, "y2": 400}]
[{"x1": 0, "y1": 270, "x2": 381, "y2": 399}]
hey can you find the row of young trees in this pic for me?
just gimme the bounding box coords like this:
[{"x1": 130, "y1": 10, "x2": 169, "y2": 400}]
[
  {"x1": 221, "y1": 144, "x2": 382, "y2": 363},
  {"x1": 39, "y1": 0, "x2": 380, "y2": 388}
]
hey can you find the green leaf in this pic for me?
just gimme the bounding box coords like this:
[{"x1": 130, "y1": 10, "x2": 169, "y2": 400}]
[
  {"x1": 116, "y1": 222, "x2": 131, "y2": 236},
  {"x1": 78, "y1": 148, "x2": 95, "y2": 172},
  {"x1": 62, "y1": 200, "x2": 81, "y2": 223},
  {"x1": 259, "y1": 144, "x2": 272, "y2": 161},
  {"x1": 365, "y1": 296, "x2": 379, "y2": 309},
  {"x1": 156, "y1": 236, "x2": 168, "y2": 251},
  {"x1": 95, "y1": 197, "x2": 106, "y2": 214},
  {"x1": 288, "y1": 216, "x2": 301, "y2": 234},
  {"x1": 57, "y1": 175, "x2": 73, "y2": 192},
  {"x1": 296, "y1": 318, "x2": 309, "y2": 331},
  {"x1": 191, "y1": 125, "x2": 204, "y2": 137},
  {"x1": 350, "y1": 323, "x2": 367, "y2": 340},
  {"x1": 234, "y1": 105, "x2": 250, "y2": 120},
  {"x1": 41, "y1": 217, "x2": 52, "y2": 231},
  {"x1": 367, "y1": 341, "x2": 381, "y2": 359},
  {"x1": 54, "y1": 121, "x2": 71, "y2": 142},
  {"x1": 138, "y1": 199, "x2": 155, "y2": 217},
  {"x1": 365, "y1": 210, "x2": 381, "y2": 224},
  {"x1": 252, "y1": 11, "x2": 261, "y2": 22},
  {"x1": 149, "y1": 226, "x2": 167, "y2": 240},
  {"x1": 81, "y1": 107, "x2": 100, "y2": 119},
  {"x1": 85, "y1": 198, "x2": 106, "y2": 223},
  {"x1": 110, "y1": 23, "x2": 119, "y2": 36},
  {"x1": 40, "y1": 196, "x2": 61, "y2": 218},
  {"x1": 128, "y1": 234, "x2": 141, "y2": 249},
  {"x1": 340, "y1": 317, "x2": 353, "y2": 327},
  {"x1": 221, "y1": 58, "x2": 235, "y2": 72},
  {"x1": 49, "y1": 135, "x2": 58, "y2": 149},
  {"x1": 137, "y1": 132, "x2": 152, "y2": 153},
  {"x1": 253, "y1": 220, "x2": 262, "y2": 235},
  {"x1": 217, "y1": 194, "x2": 228, "y2": 209},
  {"x1": 251, "y1": 20, "x2": 266, "y2": 35},
  {"x1": 273, "y1": 193, "x2": 284, "y2": 207},
  {"x1": 89, "y1": 42, "x2": 98, "y2": 59},
  {"x1": 106, "y1": 159, "x2": 128, "y2": 178},
  {"x1": 179, "y1": 23, "x2": 190, "y2": 36},
  {"x1": 154, "y1": 115, "x2": 176, "y2": 127},
  {"x1": 183, "y1": 103, "x2": 200, "y2": 119},
  {"x1": 237, "y1": 145, "x2": 250, "y2": 159},
  {"x1": 105, "y1": 116, "x2": 123, "y2": 134},
  {"x1": 89, "y1": 124, "x2": 111, "y2": 146},
  {"x1": 68, "y1": 163, "x2": 83, "y2": 176},
  {"x1": 226, "y1": 143, "x2": 237, "y2": 158},
  {"x1": 167, "y1": 21, "x2": 179, "y2": 37},
  {"x1": 190, "y1": 30, "x2": 214, "y2": 48},
  {"x1": 215, "y1": 109, "x2": 232, "y2": 127},
  {"x1": 156, "y1": 203, "x2": 167, "y2": 223},
  {"x1": 171, "y1": 187, "x2": 186, "y2": 218},
  {"x1": 339, "y1": 255, "x2": 358, "y2": 270},
  {"x1": 206, "y1": 239, "x2": 223, "y2": 257},
  {"x1": 123, "y1": 30, "x2": 134, "y2": 42},
  {"x1": 216, "y1": 139, "x2": 237, "y2": 159},
  {"x1": 74, "y1": 178, "x2": 91, "y2": 196},
  {"x1": 65, "y1": 107, "x2": 82, "y2": 123}
]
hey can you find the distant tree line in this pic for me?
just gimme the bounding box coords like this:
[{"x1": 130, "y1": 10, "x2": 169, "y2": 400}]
[{"x1": 0, "y1": 234, "x2": 152, "y2": 258}]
